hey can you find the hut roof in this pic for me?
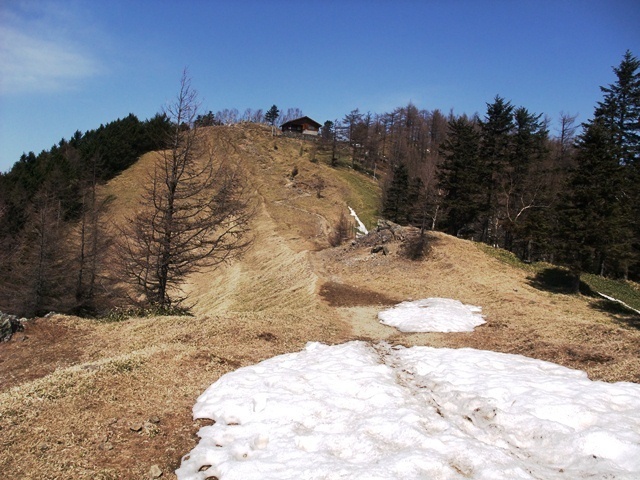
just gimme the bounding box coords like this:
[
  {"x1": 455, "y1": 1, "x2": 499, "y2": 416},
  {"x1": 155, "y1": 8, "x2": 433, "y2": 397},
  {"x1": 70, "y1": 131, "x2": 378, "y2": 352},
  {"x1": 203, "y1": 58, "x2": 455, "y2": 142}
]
[{"x1": 280, "y1": 116, "x2": 322, "y2": 129}]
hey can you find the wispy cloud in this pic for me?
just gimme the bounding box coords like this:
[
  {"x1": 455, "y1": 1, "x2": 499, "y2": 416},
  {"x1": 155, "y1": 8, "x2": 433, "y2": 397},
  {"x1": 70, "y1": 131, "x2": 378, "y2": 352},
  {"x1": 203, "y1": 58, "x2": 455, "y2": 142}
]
[
  {"x1": 0, "y1": 2, "x2": 104, "y2": 95},
  {"x1": 360, "y1": 90, "x2": 426, "y2": 115}
]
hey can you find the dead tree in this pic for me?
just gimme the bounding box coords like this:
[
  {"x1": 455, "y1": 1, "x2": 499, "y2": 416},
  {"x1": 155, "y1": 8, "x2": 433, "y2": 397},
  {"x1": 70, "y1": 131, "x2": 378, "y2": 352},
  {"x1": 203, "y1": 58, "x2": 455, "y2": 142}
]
[
  {"x1": 73, "y1": 155, "x2": 115, "y2": 314},
  {"x1": 119, "y1": 71, "x2": 252, "y2": 310}
]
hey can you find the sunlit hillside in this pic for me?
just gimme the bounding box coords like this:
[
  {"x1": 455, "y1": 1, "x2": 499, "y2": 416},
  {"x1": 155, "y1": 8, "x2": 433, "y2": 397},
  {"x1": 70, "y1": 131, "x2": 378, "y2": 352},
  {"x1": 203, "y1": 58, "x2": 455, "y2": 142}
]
[{"x1": 1, "y1": 123, "x2": 639, "y2": 479}]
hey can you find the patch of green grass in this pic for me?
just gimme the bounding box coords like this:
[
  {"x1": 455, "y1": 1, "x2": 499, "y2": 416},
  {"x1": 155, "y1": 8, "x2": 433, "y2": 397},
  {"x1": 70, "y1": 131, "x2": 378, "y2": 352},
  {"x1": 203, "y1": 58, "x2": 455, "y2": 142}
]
[
  {"x1": 334, "y1": 168, "x2": 380, "y2": 230},
  {"x1": 476, "y1": 242, "x2": 640, "y2": 312},
  {"x1": 581, "y1": 273, "x2": 640, "y2": 312},
  {"x1": 475, "y1": 243, "x2": 545, "y2": 274}
]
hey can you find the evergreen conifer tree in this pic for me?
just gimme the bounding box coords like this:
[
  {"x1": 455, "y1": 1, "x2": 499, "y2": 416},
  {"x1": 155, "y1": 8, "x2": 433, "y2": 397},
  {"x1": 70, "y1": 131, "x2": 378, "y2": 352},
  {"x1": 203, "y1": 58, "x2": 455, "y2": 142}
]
[
  {"x1": 593, "y1": 51, "x2": 640, "y2": 278},
  {"x1": 594, "y1": 50, "x2": 640, "y2": 166},
  {"x1": 479, "y1": 96, "x2": 515, "y2": 244},
  {"x1": 556, "y1": 120, "x2": 633, "y2": 283},
  {"x1": 265, "y1": 105, "x2": 280, "y2": 126},
  {"x1": 437, "y1": 116, "x2": 484, "y2": 237},
  {"x1": 556, "y1": 51, "x2": 640, "y2": 281},
  {"x1": 382, "y1": 163, "x2": 410, "y2": 224},
  {"x1": 502, "y1": 107, "x2": 550, "y2": 254}
]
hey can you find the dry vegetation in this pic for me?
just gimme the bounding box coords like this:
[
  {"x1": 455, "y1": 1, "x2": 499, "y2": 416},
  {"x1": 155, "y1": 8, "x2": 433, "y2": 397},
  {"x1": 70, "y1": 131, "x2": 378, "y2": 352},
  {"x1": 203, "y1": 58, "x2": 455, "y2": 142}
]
[{"x1": 1, "y1": 123, "x2": 639, "y2": 479}]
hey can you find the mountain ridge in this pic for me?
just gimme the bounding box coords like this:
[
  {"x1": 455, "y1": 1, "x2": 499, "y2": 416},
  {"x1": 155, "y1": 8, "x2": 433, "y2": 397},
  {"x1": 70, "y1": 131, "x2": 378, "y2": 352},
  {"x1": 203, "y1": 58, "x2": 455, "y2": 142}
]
[{"x1": 1, "y1": 122, "x2": 639, "y2": 479}]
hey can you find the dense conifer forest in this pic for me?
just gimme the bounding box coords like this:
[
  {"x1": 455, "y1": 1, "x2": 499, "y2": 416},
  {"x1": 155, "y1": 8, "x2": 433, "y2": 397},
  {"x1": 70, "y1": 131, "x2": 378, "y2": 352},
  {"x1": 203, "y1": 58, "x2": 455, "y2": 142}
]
[{"x1": 0, "y1": 51, "x2": 638, "y2": 317}]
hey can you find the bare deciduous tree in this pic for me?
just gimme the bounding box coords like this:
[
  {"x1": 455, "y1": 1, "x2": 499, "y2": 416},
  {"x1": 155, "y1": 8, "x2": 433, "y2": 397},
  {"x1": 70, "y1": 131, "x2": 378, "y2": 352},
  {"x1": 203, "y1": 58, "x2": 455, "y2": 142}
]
[
  {"x1": 557, "y1": 112, "x2": 578, "y2": 166},
  {"x1": 119, "y1": 71, "x2": 252, "y2": 310},
  {"x1": 73, "y1": 155, "x2": 116, "y2": 314},
  {"x1": 6, "y1": 185, "x2": 72, "y2": 316},
  {"x1": 279, "y1": 107, "x2": 303, "y2": 124},
  {"x1": 215, "y1": 108, "x2": 239, "y2": 125}
]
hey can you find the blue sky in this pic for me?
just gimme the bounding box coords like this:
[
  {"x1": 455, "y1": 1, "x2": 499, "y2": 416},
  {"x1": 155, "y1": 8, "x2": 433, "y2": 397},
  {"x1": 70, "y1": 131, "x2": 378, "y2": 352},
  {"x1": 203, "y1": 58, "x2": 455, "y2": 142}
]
[{"x1": 1, "y1": 0, "x2": 639, "y2": 172}]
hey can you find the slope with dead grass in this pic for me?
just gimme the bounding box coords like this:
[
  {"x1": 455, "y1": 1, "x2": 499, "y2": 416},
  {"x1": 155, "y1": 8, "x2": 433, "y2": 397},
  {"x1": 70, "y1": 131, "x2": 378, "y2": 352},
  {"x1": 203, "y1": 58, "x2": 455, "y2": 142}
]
[
  {"x1": 315, "y1": 231, "x2": 640, "y2": 383},
  {"x1": 1, "y1": 123, "x2": 639, "y2": 479}
]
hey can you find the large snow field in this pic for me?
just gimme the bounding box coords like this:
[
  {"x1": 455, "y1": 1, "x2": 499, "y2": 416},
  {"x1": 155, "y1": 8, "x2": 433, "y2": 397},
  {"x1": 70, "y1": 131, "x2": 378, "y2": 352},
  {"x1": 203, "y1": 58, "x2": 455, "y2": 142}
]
[{"x1": 176, "y1": 302, "x2": 640, "y2": 480}]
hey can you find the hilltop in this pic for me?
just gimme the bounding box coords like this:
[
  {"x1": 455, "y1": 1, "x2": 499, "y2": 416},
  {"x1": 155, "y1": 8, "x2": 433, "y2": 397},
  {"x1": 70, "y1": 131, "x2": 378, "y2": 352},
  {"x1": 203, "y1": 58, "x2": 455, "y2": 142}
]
[{"x1": 1, "y1": 123, "x2": 639, "y2": 479}]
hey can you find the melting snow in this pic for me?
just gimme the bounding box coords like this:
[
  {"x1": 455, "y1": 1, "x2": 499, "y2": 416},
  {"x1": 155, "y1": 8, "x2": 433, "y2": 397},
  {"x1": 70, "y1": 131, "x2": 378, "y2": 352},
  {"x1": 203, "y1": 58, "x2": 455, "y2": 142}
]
[
  {"x1": 378, "y1": 298, "x2": 485, "y2": 332},
  {"x1": 177, "y1": 340, "x2": 640, "y2": 480},
  {"x1": 597, "y1": 292, "x2": 640, "y2": 315},
  {"x1": 348, "y1": 206, "x2": 368, "y2": 236}
]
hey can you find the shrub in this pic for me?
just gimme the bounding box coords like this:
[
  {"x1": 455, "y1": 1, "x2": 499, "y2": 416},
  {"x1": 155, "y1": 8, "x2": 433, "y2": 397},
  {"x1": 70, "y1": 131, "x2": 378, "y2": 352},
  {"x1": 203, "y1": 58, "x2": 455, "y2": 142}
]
[
  {"x1": 99, "y1": 304, "x2": 192, "y2": 322},
  {"x1": 400, "y1": 232, "x2": 429, "y2": 260},
  {"x1": 329, "y1": 211, "x2": 352, "y2": 247}
]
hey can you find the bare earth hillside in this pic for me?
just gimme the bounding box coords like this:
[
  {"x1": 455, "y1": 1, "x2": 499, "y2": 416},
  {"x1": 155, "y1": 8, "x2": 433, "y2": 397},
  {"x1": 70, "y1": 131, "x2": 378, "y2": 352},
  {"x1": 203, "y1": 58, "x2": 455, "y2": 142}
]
[{"x1": 1, "y1": 124, "x2": 639, "y2": 479}]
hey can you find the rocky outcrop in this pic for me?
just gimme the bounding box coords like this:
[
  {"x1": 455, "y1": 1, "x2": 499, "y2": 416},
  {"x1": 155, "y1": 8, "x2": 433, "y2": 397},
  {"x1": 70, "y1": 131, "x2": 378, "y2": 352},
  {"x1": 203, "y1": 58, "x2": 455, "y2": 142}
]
[
  {"x1": 370, "y1": 245, "x2": 389, "y2": 255},
  {"x1": 353, "y1": 219, "x2": 419, "y2": 249},
  {"x1": 0, "y1": 312, "x2": 25, "y2": 342}
]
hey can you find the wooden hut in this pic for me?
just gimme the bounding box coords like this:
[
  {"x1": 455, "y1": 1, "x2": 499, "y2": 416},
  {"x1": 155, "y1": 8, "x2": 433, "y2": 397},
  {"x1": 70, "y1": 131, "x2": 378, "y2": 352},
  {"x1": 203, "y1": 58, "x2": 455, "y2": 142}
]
[{"x1": 280, "y1": 116, "x2": 322, "y2": 136}]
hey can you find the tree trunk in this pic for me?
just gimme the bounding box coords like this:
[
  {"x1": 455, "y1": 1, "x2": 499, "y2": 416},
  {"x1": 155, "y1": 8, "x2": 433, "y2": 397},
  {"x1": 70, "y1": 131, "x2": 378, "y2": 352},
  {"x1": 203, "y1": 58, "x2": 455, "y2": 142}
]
[{"x1": 569, "y1": 268, "x2": 581, "y2": 294}]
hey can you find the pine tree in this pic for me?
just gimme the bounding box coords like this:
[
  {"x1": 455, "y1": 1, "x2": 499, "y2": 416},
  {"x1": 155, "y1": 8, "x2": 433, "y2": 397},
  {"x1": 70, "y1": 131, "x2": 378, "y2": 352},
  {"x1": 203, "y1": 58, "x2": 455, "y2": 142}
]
[
  {"x1": 595, "y1": 51, "x2": 640, "y2": 278},
  {"x1": 594, "y1": 51, "x2": 640, "y2": 279},
  {"x1": 321, "y1": 120, "x2": 334, "y2": 141},
  {"x1": 437, "y1": 116, "x2": 484, "y2": 237},
  {"x1": 382, "y1": 163, "x2": 410, "y2": 224},
  {"x1": 594, "y1": 50, "x2": 640, "y2": 166},
  {"x1": 502, "y1": 107, "x2": 550, "y2": 254},
  {"x1": 479, "y1": 96, "x2": 515, "y2": 244},
  {"x1": 556, "y1": 120, "x2": 633, "y2": 283},
  {"x1": 265, "y1": 105, "x2": 280, "y2": 126},
  {"x1": 406, "y1": 176, "x2": 425, "y2": 226}
]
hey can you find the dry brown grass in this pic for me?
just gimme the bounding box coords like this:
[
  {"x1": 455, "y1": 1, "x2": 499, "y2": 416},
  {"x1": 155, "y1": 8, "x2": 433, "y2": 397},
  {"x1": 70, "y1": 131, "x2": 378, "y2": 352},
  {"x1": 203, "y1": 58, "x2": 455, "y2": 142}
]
[
  {"x1": 2, "y1": 123, "x2": 639, "y2": 479},
  {"x1": 315, "y1": 231, "x2": 640, "y2": 383},
  {"x1": 0, "y1": 310, "x2": 348, "y2": 479}
]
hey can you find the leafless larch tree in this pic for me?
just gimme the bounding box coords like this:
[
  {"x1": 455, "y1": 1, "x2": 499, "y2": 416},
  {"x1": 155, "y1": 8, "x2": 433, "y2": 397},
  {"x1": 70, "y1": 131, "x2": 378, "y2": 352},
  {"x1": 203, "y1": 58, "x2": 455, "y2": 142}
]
[{"x1": 119, "y1": 71, "x2": 252, "y2": 310}]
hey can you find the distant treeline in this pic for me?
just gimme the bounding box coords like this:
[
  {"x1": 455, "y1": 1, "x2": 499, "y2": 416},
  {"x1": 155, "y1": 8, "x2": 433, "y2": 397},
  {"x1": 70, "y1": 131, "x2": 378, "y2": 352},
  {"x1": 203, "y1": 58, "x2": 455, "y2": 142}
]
[
  {"x1": 0, "y1": 113, "x2": 171, "y2": 236},
  {"x1": 325, "y1": 51, "x2": 639, "y2": 286},
  {"x1": 0, "y1": 113, "x2": 172, "y2": 316}
]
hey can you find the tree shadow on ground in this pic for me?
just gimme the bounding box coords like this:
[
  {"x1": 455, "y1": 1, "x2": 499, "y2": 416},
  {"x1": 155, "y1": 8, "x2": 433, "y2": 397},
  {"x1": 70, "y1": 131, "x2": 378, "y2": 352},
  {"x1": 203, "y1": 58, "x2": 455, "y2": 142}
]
[
  {"x1": 529, "y1": 267, "x2": 640, "y2": 330},
  {"x1": 319, "y1": 282, "x2": 402, "y2": 307},
  {"x1": 528, "y1": 267, "x2": 591, "y2": 295},
  {"x1": 590, "y1": 299, "x2": 640, "y2": 330}
]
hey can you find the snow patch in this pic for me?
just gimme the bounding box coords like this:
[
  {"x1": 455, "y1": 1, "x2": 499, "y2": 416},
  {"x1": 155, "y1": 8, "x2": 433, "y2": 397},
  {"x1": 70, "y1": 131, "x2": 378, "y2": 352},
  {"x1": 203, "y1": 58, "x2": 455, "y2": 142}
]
[
  {"x1": 378, "y1": 298, "x2": 485, "y2": 332},
  {"x1": 176, "y1": 341, "x2": 640, "y2": 480},
  {"x1": 597, "y1": 292, "x2": 640, "y2": 315},
  {"x1": 348, "y1": 206, "x2": 368, "y2": 236}
]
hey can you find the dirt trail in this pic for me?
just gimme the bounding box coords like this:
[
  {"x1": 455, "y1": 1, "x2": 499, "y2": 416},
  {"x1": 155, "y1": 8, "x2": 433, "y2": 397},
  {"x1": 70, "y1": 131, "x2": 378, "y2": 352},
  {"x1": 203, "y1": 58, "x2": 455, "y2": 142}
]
[{"x1": 183, "y1": 125, "x2": 333, "y2": 317}]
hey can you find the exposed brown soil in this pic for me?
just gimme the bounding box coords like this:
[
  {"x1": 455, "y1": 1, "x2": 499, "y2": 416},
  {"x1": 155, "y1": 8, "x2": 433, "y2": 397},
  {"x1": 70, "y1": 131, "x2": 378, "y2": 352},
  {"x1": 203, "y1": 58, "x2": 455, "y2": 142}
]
[
  {"x1": 319, "y1": 281, "x2": 402, "y2": 307},
  {"x1": 2, "y1": 123, "x2": 639, "y2": 479}
]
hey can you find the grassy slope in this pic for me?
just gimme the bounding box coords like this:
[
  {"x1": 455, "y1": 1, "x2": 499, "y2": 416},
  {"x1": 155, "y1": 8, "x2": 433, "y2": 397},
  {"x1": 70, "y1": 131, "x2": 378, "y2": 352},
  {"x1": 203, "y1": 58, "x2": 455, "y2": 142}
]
[
  {"x1": 476, "y1": 242, "x2": 640, "y2": 312},
  {"x1": 1, "y1": 123, "x2": 639, "y2": 479}
]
